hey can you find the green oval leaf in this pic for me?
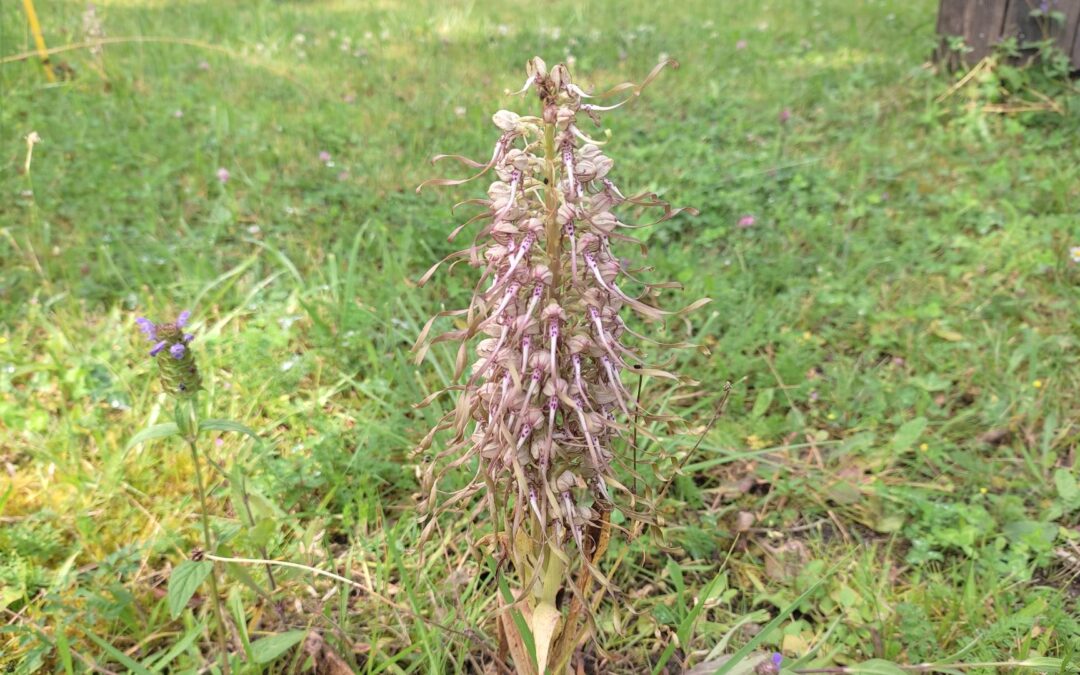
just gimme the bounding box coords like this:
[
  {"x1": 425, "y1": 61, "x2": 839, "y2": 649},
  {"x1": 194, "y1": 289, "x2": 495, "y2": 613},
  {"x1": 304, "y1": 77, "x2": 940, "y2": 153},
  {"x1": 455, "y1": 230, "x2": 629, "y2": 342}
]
[
  {"x1": 891, "y1": 417, "x2": 927, "y2": 452},
  {"x1": 168, "y1": 560, "x2": 212, "y2": 619},
  {"x1": 847, "y1": 660, "x2": 908, "y2": 675},
  {"x1": 250, "y1": 630, "x2": 308, "y2": 664},
  {"x1": 751, "y1": 387, "x2": 775, "y2": 418},
  {"x1": 125, "y1": 423, "x2": 180, "y2": 452},
  {"x1": 199, "y1": 418, "x2": 262, "y2": 446}
]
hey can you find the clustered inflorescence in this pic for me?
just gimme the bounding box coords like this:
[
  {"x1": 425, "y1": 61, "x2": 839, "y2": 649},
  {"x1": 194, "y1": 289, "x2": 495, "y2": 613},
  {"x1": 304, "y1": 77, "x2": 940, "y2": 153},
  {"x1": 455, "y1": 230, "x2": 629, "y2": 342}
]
[
  {"x1": 137, "y1": 311, "x2": 201, "y2": 398},
  {"x1": 415, "y1": 57, "x2": 704, "y2": 576}
]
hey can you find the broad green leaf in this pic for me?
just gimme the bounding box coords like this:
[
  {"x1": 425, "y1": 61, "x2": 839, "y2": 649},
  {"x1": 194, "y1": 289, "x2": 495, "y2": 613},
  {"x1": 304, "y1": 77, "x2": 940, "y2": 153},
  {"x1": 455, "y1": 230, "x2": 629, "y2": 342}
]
[
  {"x1": 250, "y1": 630, "x2": 308, "y2": 664},
  {"x1": 225, "y1": 560, "x2": 270, "y2": 600},
  {"x1": 0, "y1": 482, "x2": 14, "y2": 513},
  {"x1": 1054, "y1": 469, "x2": 1079, "y2": 505},
  {"x1": 199, "y1": 418, "x2": 262, "y2": 445},
  {"x1": 1002, "y1": 520, "x2": 1057, "y2": 552},
  {"x1": 847, "y1": 659, "x2": 908, "y2": 675},
  {"x1": 873, "y1": 514, "x2": 905, "y2": 533},
  {"x1": 685, "y1": 653, "x2": 767, "y2": 675},
  {"x1": 751, "y1": 387, "x2": 775, "y2": 418},
  {"x1": 55, "y1": 629, "x2": 73, "y2": 675},
  {"x1": 125, "y1": 423, "x2": 180, "y2": 452},
  {"x1": 891, "y1": 417, "x2": 927, "y2": 452},
  {"x1": 654, "y1": 566, "x2": 729, "y2": 675},
  {"x1": 168, "y1": 560, "x2": 212, "y2": 619},
  {"x1": 83, "y1": 631, "x2": 153, "y2": 675},
  {"x1": 713, "y1": 558, "x2": 844, "y2": 675},
  {"x1": 228, "y1": 586, "x2": 253, "y2": 660},
  {"x1": 1011, "y1": 656, "x2": 1075, "y2": 671},
  {"x1": 148, "y1": 620, "x2": 206, "y2": 672},
  {"x1": 666, "y1": 557, "x2": 686, "y2": 599}
]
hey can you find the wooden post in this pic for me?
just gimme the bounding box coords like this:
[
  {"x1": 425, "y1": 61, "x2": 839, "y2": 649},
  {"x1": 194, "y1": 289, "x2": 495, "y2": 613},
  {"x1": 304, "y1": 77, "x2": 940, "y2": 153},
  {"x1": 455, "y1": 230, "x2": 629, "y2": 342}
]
[{"x1": 936, "y1": 0, "x2": 1080, "y2": 69}]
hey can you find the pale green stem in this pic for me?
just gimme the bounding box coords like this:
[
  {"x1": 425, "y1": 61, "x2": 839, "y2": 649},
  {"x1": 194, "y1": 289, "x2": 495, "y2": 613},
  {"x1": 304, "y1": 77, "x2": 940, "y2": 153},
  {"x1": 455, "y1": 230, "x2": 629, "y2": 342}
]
[
  {"x1": 538, "y1": 543, "x2": 565, "y2": 607},
  {"x1": 188, "y1": 437, "x2": 232, "y2": 674}
]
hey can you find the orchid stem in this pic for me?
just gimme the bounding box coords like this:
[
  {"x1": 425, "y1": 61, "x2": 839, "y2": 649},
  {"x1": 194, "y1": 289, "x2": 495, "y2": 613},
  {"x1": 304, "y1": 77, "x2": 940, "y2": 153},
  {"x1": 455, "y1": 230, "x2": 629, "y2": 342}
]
[{"x1": 543, "y1": 121, "x2": 561, "y2": 296}]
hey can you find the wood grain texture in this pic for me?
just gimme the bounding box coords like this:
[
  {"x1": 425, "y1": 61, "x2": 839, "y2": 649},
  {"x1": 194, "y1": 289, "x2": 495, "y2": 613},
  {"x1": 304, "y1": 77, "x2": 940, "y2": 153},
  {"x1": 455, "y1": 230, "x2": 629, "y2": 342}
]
[{"x1": 936, "y1": 0, "x2": 1080, "y2": 68}]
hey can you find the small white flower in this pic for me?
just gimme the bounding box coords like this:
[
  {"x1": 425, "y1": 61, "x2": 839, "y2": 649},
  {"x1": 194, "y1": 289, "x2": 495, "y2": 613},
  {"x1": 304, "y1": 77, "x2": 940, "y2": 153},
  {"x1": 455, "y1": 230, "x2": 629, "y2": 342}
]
[{"x1": 1070, "y1": 245, "x2": 1080, "y2": 264}]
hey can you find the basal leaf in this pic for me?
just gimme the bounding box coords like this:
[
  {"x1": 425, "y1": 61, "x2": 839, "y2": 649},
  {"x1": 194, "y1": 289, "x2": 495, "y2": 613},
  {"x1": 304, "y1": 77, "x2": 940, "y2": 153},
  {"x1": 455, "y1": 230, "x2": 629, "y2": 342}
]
[
  {"x1": 250, "y1": 630, "x2": 308, "y2": 664},
  {"x1": 199, "y1": 418, "x2": 262, "y2": 446},
  {"x1": 125, "y1": 423, "x2": 180, "y2": 452},
  {"x1": 167, "y1": 560, "x2": 212, "y2": 619}
]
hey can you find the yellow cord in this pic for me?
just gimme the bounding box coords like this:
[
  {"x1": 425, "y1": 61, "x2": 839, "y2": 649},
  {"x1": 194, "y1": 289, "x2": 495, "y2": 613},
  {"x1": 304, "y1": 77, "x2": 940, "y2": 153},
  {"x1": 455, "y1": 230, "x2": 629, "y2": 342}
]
[{"x1": 21, "y1": 0, "x2": 56, "y2": 82}]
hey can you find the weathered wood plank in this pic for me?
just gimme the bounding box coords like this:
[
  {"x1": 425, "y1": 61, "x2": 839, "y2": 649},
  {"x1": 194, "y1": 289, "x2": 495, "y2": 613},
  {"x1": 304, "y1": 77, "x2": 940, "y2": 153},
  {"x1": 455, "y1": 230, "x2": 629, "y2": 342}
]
[
  {"x1": 1065, "y1": 2, "x2": 1080, "y2": 68},
  {"x1": 964, "y1": 0, "x2": 1012, "y2": 61},
  {"x1": 937, "y1": 0, "x2": 969, "y2": 37},
  {"x1": 1002, "y1": 0, "x2": 1040, "y2": 45},
  {"x1": 937, "y1": 0, "x2": 1080, "y2": 69}
]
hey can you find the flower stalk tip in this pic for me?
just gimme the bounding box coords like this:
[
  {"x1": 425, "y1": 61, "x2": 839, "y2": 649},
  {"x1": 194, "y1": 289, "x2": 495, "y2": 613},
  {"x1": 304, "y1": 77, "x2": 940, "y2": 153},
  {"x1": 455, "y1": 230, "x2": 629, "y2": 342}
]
[{"x1": 137, "y1": 311, "x2": 201, "y2": 398}]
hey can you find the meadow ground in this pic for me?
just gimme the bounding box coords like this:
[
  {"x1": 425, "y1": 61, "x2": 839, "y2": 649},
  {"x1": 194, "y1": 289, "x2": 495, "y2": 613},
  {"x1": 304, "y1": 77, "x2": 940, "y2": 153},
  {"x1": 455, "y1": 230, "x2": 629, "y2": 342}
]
[{"x1": 1, "y1": 0, "x2": 1079, "y2": 672}]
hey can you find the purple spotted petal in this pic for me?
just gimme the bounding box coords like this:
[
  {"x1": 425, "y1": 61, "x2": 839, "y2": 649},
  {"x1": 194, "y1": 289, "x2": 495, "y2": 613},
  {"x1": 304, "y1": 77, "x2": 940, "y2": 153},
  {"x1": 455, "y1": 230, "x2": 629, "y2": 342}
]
[
  {"x1": 169, "y1": 343, "x2": 186, "y2": 359},
  {"x1": 176, "y1": 310, "x2": 191, "y2": 328},
  {"x1": 183, "y1": 333, "x2": 194, "y2": 343},
  {"x1": 772, "y1": 653, "x2": 783, "y2": 668},
  {"x1": 136, "y1": 317, "x2": 157, "y2": 340},
  {"x1": 149, "y1": 340, "x2": 168, "y2": 356}
]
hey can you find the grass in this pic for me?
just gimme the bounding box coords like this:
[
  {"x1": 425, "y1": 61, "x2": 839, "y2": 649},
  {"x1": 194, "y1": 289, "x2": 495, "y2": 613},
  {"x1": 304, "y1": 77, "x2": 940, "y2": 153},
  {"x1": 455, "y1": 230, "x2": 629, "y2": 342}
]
[{"x1": 2, "y1": 0, "x2": 1079, "y2": 672}]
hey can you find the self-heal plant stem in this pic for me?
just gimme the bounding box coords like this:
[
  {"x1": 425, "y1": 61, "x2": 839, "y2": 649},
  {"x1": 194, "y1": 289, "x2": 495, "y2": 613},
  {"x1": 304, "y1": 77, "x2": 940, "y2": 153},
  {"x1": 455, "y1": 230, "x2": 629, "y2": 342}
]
[
  {"x1": 187, "y1": 435, "x2": 232, "y2": 674},
  {"x1": 138, "y1": 314, "x2": 232, "y2": 668}
]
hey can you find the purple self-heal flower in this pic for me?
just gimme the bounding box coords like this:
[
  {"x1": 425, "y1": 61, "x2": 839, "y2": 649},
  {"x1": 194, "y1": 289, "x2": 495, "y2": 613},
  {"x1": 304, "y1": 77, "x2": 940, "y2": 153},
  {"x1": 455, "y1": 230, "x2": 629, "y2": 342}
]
[
  {"x1": 754, "y1": 653, "x2": 783, "y2": 675},
  {"x1": 138, "y1": 310, "x2": 202, "y2": 397},
  {"x1": 136, "y1": 317, "x2": 156, "y2": 340}
]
